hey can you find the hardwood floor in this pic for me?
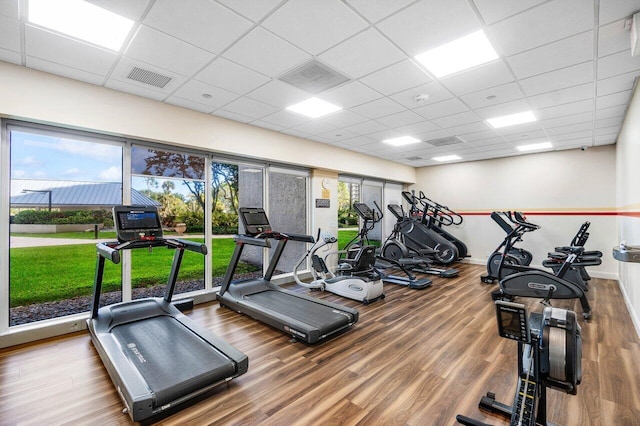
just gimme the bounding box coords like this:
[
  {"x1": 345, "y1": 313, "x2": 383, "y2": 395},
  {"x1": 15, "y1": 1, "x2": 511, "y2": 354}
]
[{"x1": 1, "y1": 263, "x2": 639, "y2": 425}]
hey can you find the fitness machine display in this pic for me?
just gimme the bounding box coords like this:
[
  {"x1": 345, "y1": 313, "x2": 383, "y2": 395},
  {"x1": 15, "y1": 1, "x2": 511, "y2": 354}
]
[
  {"x1": 88, "y1": 206, "x2": 248, "y2": 422},
  {"x1": 456, "y1": 300, "x2": 582, "y2": 426},
  {"x1": 217, "y1": 207, "x2": 359, "y2": 344}
]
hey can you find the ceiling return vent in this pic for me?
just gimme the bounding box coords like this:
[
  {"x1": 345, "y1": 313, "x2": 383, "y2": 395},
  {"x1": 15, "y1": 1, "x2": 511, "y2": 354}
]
[
  {"x1": 424, "y1": 136, "x2": 464, "y2": 147},
  {"x1": 406, "y1": 156, "x2": 423, "y2": 161},
  {"x1": 279, "y1": 60, "x2": 350, "y2": 93},
  {"x1": 126, "y1": 66, "x2": 173, "y2": 88}
]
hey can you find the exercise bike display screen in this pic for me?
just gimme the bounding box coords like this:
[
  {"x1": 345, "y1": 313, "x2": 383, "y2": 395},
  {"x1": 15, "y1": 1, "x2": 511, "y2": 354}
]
[{"x1": 496, "y1": 301, "x2": 530, "y2": 343}]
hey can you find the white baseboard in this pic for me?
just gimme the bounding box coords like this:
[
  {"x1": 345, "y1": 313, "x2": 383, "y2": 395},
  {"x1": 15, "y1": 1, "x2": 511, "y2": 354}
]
[{"x1": 618, "y1": 278, "x2": 640, "y2": 340}]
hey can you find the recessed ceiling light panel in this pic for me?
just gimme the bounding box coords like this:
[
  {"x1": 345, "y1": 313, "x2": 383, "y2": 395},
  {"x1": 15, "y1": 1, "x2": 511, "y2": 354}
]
[
  {"x1": 487, "y1": 111, "x2": 537, "y2": 129},
  {"x1": 516, "y1": 141, "x2": 553, "y2": 152},
  {"x1": 383, "y1": 136, "x2": 421, "y2": 147},
  {"x1": 286, "y1": 97, "x2": 342, "y2": 118},
  {"x1": 28, "y1": 0, "x2": 134, "y2": 51},
  {"x1": 432, "y1": 155, "x2": 461, "y2": 162},
  {"x1": 414, "y1": 30, "x2": 499, "y2": 78}
]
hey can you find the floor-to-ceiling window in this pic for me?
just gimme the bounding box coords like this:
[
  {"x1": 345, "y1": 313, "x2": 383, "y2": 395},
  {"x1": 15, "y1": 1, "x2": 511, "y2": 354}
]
[{"x1": 7, "y1": 124, "x2": 123, "y2": 325}]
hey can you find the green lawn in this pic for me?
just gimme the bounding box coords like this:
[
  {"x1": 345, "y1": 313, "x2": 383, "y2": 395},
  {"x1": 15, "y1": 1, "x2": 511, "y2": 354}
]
[
  {"x1": 9, "y1": 237, "x2": 257, "y2": 307},
  {"x1": 9, "y1": 230, "x2": 367, "y2": 307}
]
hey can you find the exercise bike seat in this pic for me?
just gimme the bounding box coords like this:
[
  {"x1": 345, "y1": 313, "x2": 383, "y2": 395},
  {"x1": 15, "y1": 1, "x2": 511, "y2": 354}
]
[{"x1": 337, "y1": 245, "x2": 377, "y2": 274}]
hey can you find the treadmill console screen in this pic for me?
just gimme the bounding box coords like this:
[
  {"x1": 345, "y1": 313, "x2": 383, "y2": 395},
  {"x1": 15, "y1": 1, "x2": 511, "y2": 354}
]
[
  {"x1": 113, "y1": 206, "x2": 163, "y2": 242},
  {"x1": 239, "y1": 207, "x2": 271, "y2": 236}
]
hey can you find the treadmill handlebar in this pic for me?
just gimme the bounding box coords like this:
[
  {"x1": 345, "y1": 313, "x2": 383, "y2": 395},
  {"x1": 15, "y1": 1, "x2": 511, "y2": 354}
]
[
  {"x1": 96, "y1": 237, "x2": 207, "y2": 263},
  {"x1": 234, "y1": 231, "x2": 315, "y2": 244},
  {"x1": 97, "y1": 243, "x2": 121, "y2": 264}
]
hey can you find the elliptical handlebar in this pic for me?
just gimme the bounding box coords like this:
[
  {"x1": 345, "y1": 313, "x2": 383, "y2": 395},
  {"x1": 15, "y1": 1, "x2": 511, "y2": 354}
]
[{"x1": 507, "y1": 211, "x2": 540, "y2": 231}]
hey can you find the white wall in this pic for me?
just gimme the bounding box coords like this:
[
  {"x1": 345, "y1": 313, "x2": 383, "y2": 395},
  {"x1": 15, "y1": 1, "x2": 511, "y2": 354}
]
[
  {"x1": 413, "y1": 145, "x2": 618, "y2": 279},
  {"x1": 615, "y1": 82, "x2": 640, "y2": 337},
  {"x1": 0, "y1": 61, "x2": 415, "y2": 184}
]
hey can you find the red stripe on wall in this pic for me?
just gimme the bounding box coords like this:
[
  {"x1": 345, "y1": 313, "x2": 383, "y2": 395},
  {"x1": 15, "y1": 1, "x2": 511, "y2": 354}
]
[{"x1": 460, "y1": 211, "x2": 640, "y2": 217}]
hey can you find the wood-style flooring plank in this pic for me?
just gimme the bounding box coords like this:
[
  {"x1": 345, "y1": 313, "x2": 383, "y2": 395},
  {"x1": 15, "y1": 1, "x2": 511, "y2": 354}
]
[{"x1": 0, "y1": 263, "x2": 638, "y2": 426}]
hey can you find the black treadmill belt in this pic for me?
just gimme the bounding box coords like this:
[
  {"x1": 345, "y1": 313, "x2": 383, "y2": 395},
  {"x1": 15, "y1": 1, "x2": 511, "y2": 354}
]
[
  {"x1": 112, "y1": 316, "x2": 236, "y2": 407},
  {"x1": 244, "y1": 291, "x2": 351, "y2": 334}
]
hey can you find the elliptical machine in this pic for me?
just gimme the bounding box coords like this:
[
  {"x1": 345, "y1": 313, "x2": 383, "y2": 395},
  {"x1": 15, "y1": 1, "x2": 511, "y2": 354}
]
[
  {"x1": 481, "y1": 211, "x2": 536, "y2": 284},
  {"x1": 293, "y1": 229, "x2": 385, "y2": 304},
  {"x1": 456, "y1": 300, "x2": 582, "y2": 426}
]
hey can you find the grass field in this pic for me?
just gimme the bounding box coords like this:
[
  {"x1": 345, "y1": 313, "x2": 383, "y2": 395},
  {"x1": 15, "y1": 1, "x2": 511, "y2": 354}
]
[{"x1": 9, "y1": 230, "x2": 368, "y2": 307}]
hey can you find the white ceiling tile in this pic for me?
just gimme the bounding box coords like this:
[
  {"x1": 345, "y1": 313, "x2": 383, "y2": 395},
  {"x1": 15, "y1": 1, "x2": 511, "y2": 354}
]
[
  {"x1": 597, "y1": 71, "x2": 640, "y2": 96},
  {"x1": 0, "y1": 0, "x2": 19, "y2": 19},
  {"x1": 86, "y1": 0, "x2": 150, "y2": 20},
  {"x1": 596, "y1": 104, "x2": 627, "y2": 119},
  {"x1": 599, "y1": 0, "x2": 640, "y2": 25},
  {"x1": 553, "y1": 137, "x2": 593, "y2": 148},
  {"x1": 440, "y1": 60, "x2": 514, "y2": 96},
  {"x1": 507, "y1": 31, "x2": 593, "y2": 79},
  {"x1": 553, "y1": 129, "x2": 594, "y2": 142},
  {"x1": 504, "y1": 129, "x2": 548, "y2": 142},
  {"x1": 217, "y1": 0, "x2": 282, "y2": 22},
  {"x1": 414, "y1": 98, "x2": 469, "y2": 120},
  {"x1": 596, "y1": 90, "x2": 632, "y2": 109},
  {"x1": 415, "y1": 129, "x2": 454, "y2": 143},
  {"x1": 263, "y1": 0, "x2": 368, "y2": 55},
  {"x1": 26, "y1": 57, "x2": 105, "y2": 85},
  {"x1": 595, "y1": 116, "x2": 624, "y2": 128},
  {"x1": 318, "y1": 28, "x2": 406, "y2": 79},
  {"x1": 341, "y1": 135, "x2": 378, "y2": 147},
  {"x1": 546, "y1": 121, "x2": 594, "y2": 136},
  {"x1": 447, "y1": 121, "x2": 491, "y2": 135},
  {"x1": 390, "y1": 81, "x2": 453, "y2": 109},
  {"x1": 529, "y1": 83, "x2": 594, "y2": 109},
  {"x1": 345, "y1": 0, "x2": 415, "y2": 23},
  {"x1": 281, "y1": 128, "x2": 311, "y2": 138},
  {"x1": 105, "y1": 78, "x2": 168, "y2": 101},
  {"x1": 223, "y1": 27, "x2": 311, "y2": 77},
  {"x1": 598, "y1": 19, "x2": 632, "y2": 57},
  {"x1": 359, "y1": 60, "x2": 431, "y2": 96},
  {"x1": 519, "y1": 61, "x2": 594, "y2": 96},
  {"x1": 350, "y1": 97, "x2": 406, "y2": 119},
  {"x1": 164, "y1": 96, "x2": 215, "y2": 113},
  {"x1": 496, "y1": 122, "x2": 545, "y2": 138},
  {"x1": 321, "y1": 81, "x2": 383, "y2": 109},
  {"x1": 488, "y1": 0, "x2": 593, "y2": 55},
  {"x1": 125, "y1": 25, "x2": 215, "y2": 76},
  {"x1": 172, "y1": 79, "x2": 239, "y2": 108},
  {"x1": 474, "y1": 99, "x2": 531, "y2": 119},
  {"x1": 536, "y1": 99, "x2": 594, "y2": 120},
  {"x1": 395, "y1": 120, "x2": 440, "y2": 135},
  {"x1": 431, "y1": 111, "x2": 483, "y2": 128},
  {"x1": 541, "y1": 111, "x2": 593, "y2": 128},
  {"x1": 345, "y1": 120, "x2": 390, "y2": 135},
  {"x1": 221, "y1": 97, "x2": 280, "y2": 119},
  {"x1": 0, "y1": 15, "x2": 20, "y2": 52},
  {"x1": 460, "y1": 82, "x2": 525, "y2": 109},
  {"x1": 317, "y1": 128, "x2": 360, "y2": 143},
  {"x1": 595, "y1": 125, "x2": 621, "y2": 136},
  {"x1": 292, "y1": 120, "x2": 337, "y2": 135},
  {"x1": 315, "y1": 110, "x2": 369, "y2": 128},
  {"x1": 598, "y1": 49, "x2": 640, "y2": 79},
  {"x1": 214, "y1": 109, "x2": 254, "y2": 123},
  {"x1": 195, "y1": 58, "x2": 270, "y2": 95},
  {"x1": 25, "y1": 25, "x2": 118, "y2": 76},
  {"x1": 375, "y1": 110, "x2": 425, "y2": 128},
  {"x1": 460, "y1": 129, "x2": 504, "y2": 142},
  {"x1": 594, "y1": 134, "x2": 618, "y2": 144},
  {"x1": 377, "y1": 0, "x2": 481, "y2": 55},
  {"x1": 470, "y1": 138, "x2": 511, "y2": 148},
  {"x1": 260, "y1": 110, "x2": 310, "y2": 128},
  {"x1": 144, "y1": 0, "x2": 252, "y2": 54},
  {"x1": 246, "y1": 80, "x2": 310, "y2": 109},
  {"x1": 0, "y1": 47, "x2": 21, "y2": 64},
  {"x1": 472, "y1": 0, "x2": 547, "y2": 25}
]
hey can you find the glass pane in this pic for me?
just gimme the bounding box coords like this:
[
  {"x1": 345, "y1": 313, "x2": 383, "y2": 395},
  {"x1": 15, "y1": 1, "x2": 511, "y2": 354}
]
[
  {"x1": 9, "y1": 129, "x2": 123, "y2": 325},
  {"x1": 221, "y1": 164, "x2": 263, "y2": 283},
  {"x1": 361, "y1": 183, "x2": 383, "y2": 245},
  {"x1": 338, "y1": 181, "x2": 360, "y2": 250},
  {"x1": 131, "y1": 146, "x2": 205, "y2": 180},
  {"x1": 130, "y1": 175, "x2": 205, "y2": 298},
  {"x1": 268, "y1": 171, "x2": 307, "y2": 274}
]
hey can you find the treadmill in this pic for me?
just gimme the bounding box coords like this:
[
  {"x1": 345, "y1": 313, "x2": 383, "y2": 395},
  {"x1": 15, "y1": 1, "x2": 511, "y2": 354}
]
[
  {"x1": 217, "y1": 207, "x2": 359, "y2": 344},
  {"x1": 88, "y1": 205, "x2": 248, "y2": 422}
]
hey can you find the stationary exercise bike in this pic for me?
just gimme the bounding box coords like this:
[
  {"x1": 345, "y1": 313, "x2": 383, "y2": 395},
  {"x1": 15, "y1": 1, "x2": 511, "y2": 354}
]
[
  {"x1": 456, "y1": 300, "x2": 582, "y2": 426},
  {"x1": 293, "y1": 229, "x2": 385, "y2": 304}
]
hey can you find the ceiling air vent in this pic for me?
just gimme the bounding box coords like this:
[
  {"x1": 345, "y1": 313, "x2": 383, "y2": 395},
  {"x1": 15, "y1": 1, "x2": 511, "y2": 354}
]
[
  {"x1": 126, "y1": 66, "x2": 173, "y2": 88},
  {"x1": 424, "y1": 136, "x2": 464, "y2": 147},
  {"x1": 406, "y1": 156, "x2": 423, "y2": 161},
  {"x1": 279, "y1": 60, "x2": 350, "y2": 93}
]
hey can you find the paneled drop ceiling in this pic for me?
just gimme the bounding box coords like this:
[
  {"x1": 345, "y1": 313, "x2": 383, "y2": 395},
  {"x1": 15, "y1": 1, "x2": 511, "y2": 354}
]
[{"x1": 1, "y1": 0, "x2": 640, "y2": 166}]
